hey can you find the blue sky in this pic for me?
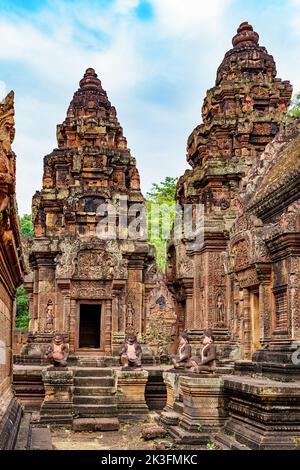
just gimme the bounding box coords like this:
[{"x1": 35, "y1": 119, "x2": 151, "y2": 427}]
[{"x1": 0, "y1": 0, "x2": 299, "y2": 215}]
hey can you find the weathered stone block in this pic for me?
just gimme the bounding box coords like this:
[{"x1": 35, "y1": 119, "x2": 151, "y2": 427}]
[
  {"x1": 218, "y1": 376, "x2": 300, "y2": 450},
  {"x1": 116, "y1": 369, "x2": 149, "y2": 420},
  {"x1": 141, "y1": 424, "x2": 167, "y2": 441},
  {"x1": 73, "y1": 417, "x2": 119, "y2": 432},
  {"x1": 40, "y1": 369, "x2": 74, "y2": 424},
  {"x1": 179, "y1": 375, "x2": 228, "y2": 432}
]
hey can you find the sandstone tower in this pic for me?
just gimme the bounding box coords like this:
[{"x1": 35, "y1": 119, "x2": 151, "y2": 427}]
[
  {"x1": 24, "y1": 68, "x2": 155, "y2": 358},
  {"x1": 167, "y1": 23, "x2": 292, "y2": 355}
]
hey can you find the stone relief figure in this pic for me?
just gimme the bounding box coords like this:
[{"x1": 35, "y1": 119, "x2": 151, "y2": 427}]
[
  {"x1": 56, "y1": 239, "x2": 80, "y2": 278},
  {"x1": 0, "y1": 91, "x2": 16, "y2": 212},
  {"x1": 190, "y1": 329, "x2": 217, "y2": 374},
  {"x1": 120, "y1": 333, "x2": 142, "y2": 369},
  {"x1": 125, "y1": 302, "x2": 135, "y2": 333},
  {"x1": 45, "y1": 333, "x2": 69, "y2": 368},
  {"x1": 170, "y1": 332, "x2": 192, "y2": 370},
  {"x1": 45, "y1": 300, "x2": 54, "y2": 332},
  {"x1": 216, "y1": 294, "x2": 225, "y2": 325}
]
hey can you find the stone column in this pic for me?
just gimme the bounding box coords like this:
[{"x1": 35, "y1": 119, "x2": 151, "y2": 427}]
[
  {"x1": 40, "y1": 369, "x2": 74, "y2": 425},
  {"x1": 104, "y1": 298, "x2": 112, "y2": 355},
  {"x1": 127, "y1": 257, "x2": 145, "y2": 335},
  {"x1": 183, "y1": 280, "x2": 194, "y2": 331},
  {"x1": 62, "y1": 291, "x2": 71, "y2": 333},
  {"x1": 27, "y1": 293, "x2": 34, "y2": 332},
  {"x1": 242, "y1": 288, "x2": 251, "y2": 359},
  {"x1": 116, "y1": 370, "x2": 149, "y2": 420},
  {"x1": 69, "y1": 299, "x2": 77, "y2": 353},
  {"x1": 260, "y1": 282, "x2": 272, "y2": 344}
]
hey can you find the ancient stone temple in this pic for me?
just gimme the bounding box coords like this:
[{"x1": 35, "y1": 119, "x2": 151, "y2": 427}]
[
  {"x1": 228, "y1": 119, "x2": 300, "y2": 371},
  {"x1": 23, "y1": 68, "x2": 156, "y2": 358},
  {"x1": 167, "y1": 22, "x2": 293, "y2": 356},
  {"x1": 0, "y1": 92, "x2": 24, "y2": 449}
]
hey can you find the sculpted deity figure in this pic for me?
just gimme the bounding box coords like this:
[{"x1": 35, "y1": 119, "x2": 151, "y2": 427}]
[
  {"x1": 45, "y1": 333, "x2": 69, "y2": 368},
  {"x1": 216, "y1": 294, "x2": 225, "y2": 324},
  {"x1": 190, "y1": 329, "x2": 217, "y2": 374},
  {"x1": 125, "y1": 302, "x2": 135, "y2": 332},
  {"x1": 45, "y1": 301, "x2": 54, "y2": 332},
  {"x1": 120, "y1": 333, "x2": 142, "y2": 369},
  {"x1": 0, "y1": 91, "x2": 16, "y2": 212},
  {"x1": 170, "y1": 332, "x2": 192, "y2": 369}
]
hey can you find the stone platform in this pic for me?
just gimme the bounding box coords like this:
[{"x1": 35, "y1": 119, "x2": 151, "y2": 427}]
[
  {"x1": 116, "y1": 369, "x2": 149, "y2": 421},
  {"x1": 215, "y1": 376, "x2": 300, "y2": 450},
  {"x1": 159, "y1": 372, "x2": 227, "y2": 445}
]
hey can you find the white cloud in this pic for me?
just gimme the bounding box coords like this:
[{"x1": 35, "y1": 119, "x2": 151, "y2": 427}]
[
  {"x1": 0, "y1": 0, "x2": 298, "y2": 216},
  {"x1": 151, "y1": 0, "x2": 232, "y2": 37},
  {"x1": 0, "y1": 80, "x2": 6, "y2": 100},
  {"x1": 290, "y1": 0, "x2": 300, "y2": 36}
]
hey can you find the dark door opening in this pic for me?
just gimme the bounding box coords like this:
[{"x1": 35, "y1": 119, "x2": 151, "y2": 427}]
[{"x1": 79, "y1": 304, "x2": 101, "y2": 349}]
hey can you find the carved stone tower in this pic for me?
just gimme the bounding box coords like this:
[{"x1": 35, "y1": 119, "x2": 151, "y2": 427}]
[
  {"x1": 167, "y1": 23, "x2": 292, "y2": 354},
  {"x1": 24, "y1": 68, "x2": 155, "y2": 357}
]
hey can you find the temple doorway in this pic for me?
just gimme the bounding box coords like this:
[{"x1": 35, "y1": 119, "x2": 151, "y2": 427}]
[
  {"x1": 250, "y1": 291, "x2": 260, "y2": 356},
  {"x1": 79, "y1": 304, "x2": 101, "y2": 349}
]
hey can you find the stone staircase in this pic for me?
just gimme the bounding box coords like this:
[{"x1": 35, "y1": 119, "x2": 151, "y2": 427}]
[{"x1": 73, "y1": 368, "x2": 119, "y2": 431}]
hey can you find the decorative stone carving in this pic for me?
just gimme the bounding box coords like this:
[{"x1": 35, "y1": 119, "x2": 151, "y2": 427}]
[
  {"x1": 56, "y1": 239, "x2": 80, "y2": 279},
  {"x1": 45, "y1": 300, "x2": 54, "y2": 332},
  {"x1": 0, "y1": 91, "x2": 15, "y2": 212},
  {"x1": 70, "y1": 282, "x2": 109, "y2": 299}
]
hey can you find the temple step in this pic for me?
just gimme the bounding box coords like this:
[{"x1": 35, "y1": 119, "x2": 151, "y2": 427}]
[
  {"x1": 75, "y1": 368, "x2": 114, "y2": 378},
  {"x1": 74, "y1": 386, "x2": 116, "y2": 396},
  {"x1": 74, "y1": 377, "x2": 115, "y2": 387},
  {"x1": 73, "y1": 395, "x2": 115, "y2": 405},
  {"x1": 73, "y1": 367, "x2": 118, "y2": 421},
  {"x1": 73, "y1": 404, "x2": 118, "y2": 416},
  {"x1": 167, "y1": 425, "x2": 210, "y2": 445}
]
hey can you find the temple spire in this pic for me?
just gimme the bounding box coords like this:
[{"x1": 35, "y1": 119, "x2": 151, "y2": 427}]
[
  {"x1": 232, "y1": 22, "x2": 259, "y2": 48},
  {"x1": 79, "y1": 68, "x2": 104, "y2": 91}
]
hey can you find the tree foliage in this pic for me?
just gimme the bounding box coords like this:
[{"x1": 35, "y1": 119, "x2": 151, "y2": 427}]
[
  {"x1": 146, "y1": 177, "x2": 178, "y2": 272},
  {"x1": 289, "y1": 93, "x2": 300, "y2": 119},
  {"x1": 20, "y1": 213, "x2": 34, "y2": 239},
  {"x1": 15, "y1": 285, "x2": 29, "y2": 329},
  {"x1": 146, "y1": 176, "x2": 178, "y2": 204},
  {"x1": 15, "y1": 214, "x2": 34, "y2": 329}
]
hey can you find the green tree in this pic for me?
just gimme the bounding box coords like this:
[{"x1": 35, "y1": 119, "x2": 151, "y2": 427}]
[
  {"x1": 15, "y1": 214, "x2": 33, "y2": 328},
  {"x1": 146, "y1": 177, "x2": 178, "y2": 272},
  {"x1": 15, "y1": 285, "x2": 29, "y2": 329},
  {"x1": 20, "y1": 213, "x2": 34, "y2": 239},
  {"x1": 289, "y1": 93, "x2": 300, "y2": 119},
  {"x1": 146, "y1": 176, "x2": 178, "y2": 204}
]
